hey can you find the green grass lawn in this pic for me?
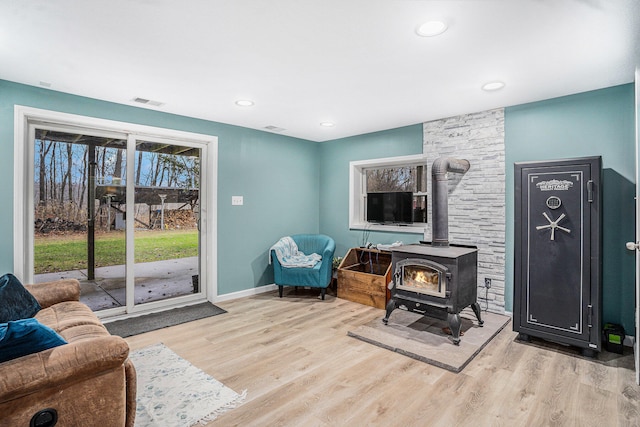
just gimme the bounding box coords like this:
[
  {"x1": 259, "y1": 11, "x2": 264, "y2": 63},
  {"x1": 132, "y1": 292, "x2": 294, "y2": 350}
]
[{"x1": 34, "y1": 229, "x2": 198, "y2": 274}]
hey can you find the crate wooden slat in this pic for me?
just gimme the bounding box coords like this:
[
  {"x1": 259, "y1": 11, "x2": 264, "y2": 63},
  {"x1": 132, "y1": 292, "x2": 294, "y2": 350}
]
[{"x1": 337, "y1": 248, "x2": 392, "y2": 309}]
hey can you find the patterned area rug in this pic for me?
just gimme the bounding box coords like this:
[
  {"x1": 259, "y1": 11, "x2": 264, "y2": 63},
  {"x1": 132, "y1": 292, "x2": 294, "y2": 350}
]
[{"x1": 129, "y1": 343, "x2": 246, "y2": 427}]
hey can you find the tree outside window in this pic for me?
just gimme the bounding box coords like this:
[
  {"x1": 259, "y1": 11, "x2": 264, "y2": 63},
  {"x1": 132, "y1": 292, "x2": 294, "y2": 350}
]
[{"x1": 365, "y1": 165, "x2": 427, "y2": 223}]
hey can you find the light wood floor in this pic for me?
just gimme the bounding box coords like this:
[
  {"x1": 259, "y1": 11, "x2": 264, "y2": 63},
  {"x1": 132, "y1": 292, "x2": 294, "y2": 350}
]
[{"x1": 125, "y1": 289, "x2": 640, "y2": 427}]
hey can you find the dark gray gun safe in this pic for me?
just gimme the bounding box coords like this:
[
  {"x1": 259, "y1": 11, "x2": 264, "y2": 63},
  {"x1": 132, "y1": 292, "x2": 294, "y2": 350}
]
[{"x1": 513, "y1": 156, "x2": 602, "y2": 356}]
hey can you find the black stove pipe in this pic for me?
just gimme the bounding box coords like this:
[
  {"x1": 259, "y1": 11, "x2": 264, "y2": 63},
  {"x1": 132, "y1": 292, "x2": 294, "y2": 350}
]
[{"x1": 431, "y1": 157, "x2": 470, "y2": 247}]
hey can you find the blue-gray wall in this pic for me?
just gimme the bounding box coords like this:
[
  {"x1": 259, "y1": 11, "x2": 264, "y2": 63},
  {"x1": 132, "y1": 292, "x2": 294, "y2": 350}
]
[
  {"x1": 1, "y1": 79, "x2": 637, "y2": 333},
  {"x1": 505, "y1": 84, "x2": 636, "y2": 333},
  {"x1": 0, "y1": 80, "x2": 319, "y2": 295},
  {"x1": 319, "y1": 84, "x2": 636, "y2": 332},
  {"x1": 318, "y1": 125, "x2": 425, "y2": 260}
]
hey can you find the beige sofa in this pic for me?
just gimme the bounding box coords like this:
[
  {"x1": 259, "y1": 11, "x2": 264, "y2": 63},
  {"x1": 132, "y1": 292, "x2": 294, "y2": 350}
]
[{"x1": 0, "y1": 279, "x2": 136, "y2": 427}]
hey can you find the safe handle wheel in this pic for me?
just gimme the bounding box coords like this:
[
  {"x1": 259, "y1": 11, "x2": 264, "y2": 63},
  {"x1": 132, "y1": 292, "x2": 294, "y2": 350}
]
[{"x1": 536, "y1": 212, "x2": 571, "y2": 241}]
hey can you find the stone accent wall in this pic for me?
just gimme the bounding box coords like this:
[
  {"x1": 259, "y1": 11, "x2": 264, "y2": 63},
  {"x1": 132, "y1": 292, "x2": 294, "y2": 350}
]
[{"x1": 423, "y1": 109, "x2": 505, "y2": 313}]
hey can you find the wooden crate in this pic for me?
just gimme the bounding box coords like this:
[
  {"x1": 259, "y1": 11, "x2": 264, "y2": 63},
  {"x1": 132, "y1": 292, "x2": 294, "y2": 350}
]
[{"x1": 337, "y1": 248, "x2": 392, "y2": 309}]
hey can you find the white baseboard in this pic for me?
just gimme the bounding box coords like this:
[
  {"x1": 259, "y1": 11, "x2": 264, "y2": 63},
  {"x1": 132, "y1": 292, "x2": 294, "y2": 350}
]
[
  {"x1": 624, "y1": 335, "x2": 635, "y2": 347},
  {"x1": 212, "y1": 284, "x2": 277, "y2": 303}
]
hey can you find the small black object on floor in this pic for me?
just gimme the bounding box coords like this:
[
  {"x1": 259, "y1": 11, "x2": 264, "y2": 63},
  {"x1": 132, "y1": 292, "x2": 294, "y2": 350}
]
[{"x1": 105, "y1": 302, "x2": 226, "y2": 338}]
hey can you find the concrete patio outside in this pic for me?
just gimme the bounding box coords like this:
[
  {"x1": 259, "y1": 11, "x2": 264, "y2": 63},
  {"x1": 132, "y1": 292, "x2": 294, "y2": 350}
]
[{"x1": 35, "y1": 256, "x2": 198, "y2": 311}]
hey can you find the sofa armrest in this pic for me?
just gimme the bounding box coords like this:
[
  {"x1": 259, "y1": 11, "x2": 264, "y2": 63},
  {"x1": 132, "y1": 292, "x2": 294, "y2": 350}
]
[
  {"x1": 24, "y1": 279, "x2": 80, "y2": 308},
  {"x1": 0, "y1": 335, "x2": 129, "y2": 403},
  {"x1": 124, "y1": 358, "x2": 137, "y2": 427}
]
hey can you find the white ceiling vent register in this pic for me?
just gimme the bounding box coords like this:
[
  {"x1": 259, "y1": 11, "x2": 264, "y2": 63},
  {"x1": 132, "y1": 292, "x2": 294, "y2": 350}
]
[
  {"x1": 264, "y1": 125, "x2": 286, "y2": 132},
  {"x1": 132, "y1": 97, "x2": 165, "y2": 107}
]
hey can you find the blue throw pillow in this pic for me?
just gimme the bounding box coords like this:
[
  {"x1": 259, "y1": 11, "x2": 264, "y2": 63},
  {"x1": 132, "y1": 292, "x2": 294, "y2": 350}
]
[
  {"x1": 0, "y1": 318, "x2": 67, "y2": 363},
  {"x1": 0, "y1": 273, "x2": 41, "y2": 323}
]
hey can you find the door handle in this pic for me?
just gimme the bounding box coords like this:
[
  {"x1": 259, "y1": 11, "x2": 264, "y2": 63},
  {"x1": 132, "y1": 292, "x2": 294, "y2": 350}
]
[{"x1": 625, "y1": 241, "x2": 640, "y2": 251}]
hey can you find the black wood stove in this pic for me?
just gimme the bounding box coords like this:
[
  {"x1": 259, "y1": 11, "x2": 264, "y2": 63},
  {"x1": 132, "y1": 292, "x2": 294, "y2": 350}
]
[{"x1": 383, "y1": 157, "x2": 483, "y2": 345}]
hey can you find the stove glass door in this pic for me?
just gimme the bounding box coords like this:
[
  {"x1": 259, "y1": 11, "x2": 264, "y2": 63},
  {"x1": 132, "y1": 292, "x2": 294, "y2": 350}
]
[{"x1": 397, "y1": 259, "x2": 447, "y2": 298}]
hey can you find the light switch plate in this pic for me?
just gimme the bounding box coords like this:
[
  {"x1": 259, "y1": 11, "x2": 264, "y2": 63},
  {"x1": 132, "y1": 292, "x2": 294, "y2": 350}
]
[{"x1": 232, "y1": 196, "x2": 243, "y2": 206}]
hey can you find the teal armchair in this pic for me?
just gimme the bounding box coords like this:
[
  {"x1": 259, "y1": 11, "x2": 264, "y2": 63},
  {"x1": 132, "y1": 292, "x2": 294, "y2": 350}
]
[{"x1": 270, "y1": 234, "x2": 336, "y2": 300}]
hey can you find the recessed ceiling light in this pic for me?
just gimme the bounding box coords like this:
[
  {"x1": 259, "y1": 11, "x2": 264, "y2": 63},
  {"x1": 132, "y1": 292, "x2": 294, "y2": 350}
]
[
  {"x1": 416, "y1": 21, "x2": 448, "y2": 37},
  {"x1": 320, "y1": 122, "x2": 335, "y2": 127},
  {"x1": 482, "y1": 81, "x2": 506, "y2": 91},
  {"x1": 235, "y1": 100, "x2": 254, "y2": 107}
]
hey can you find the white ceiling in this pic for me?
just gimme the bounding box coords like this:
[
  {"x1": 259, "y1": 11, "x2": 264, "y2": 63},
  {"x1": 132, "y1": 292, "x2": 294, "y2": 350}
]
[{"x1": 1, "y1": 0, "x2": 638, "y2": 142}]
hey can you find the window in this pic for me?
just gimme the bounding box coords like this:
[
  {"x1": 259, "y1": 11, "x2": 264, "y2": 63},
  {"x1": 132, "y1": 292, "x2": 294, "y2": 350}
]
[{"x1": 349, "y1": 154, "x2": 428, "y2": 233}]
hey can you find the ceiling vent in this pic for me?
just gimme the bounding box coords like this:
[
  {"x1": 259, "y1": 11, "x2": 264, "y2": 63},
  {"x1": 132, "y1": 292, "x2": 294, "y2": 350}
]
[
  {"x1": 264, "y1": 125, "x2": 286, "y2": 132},
  {"x1": 132, "y1": 97, "x2": 164, "y2": 107}
]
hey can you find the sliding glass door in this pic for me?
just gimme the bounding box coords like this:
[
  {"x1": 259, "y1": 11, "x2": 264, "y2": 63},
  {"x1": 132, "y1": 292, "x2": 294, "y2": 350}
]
[
  {"x1": 33, "y1": 129, "x2": 130, "y2": 312},
  {"x1": 132, "y1": 138, "x2": 201, "y2": 308},
  {"x1": 23, "y1": 110, "x2": 214, "y2": 319}
]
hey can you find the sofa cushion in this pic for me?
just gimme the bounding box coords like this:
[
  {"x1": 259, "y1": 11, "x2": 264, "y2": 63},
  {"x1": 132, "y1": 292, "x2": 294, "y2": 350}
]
[
  {"x1": 24, "y1": 279, "x2": 81, "y2": 309},
  {"x1": 0, "y1": 274, "x2": 41, "y2": 323},
  {"x1": 0, "y1": 318, "x2": 67, "y2": 363},
  {"x1": 58, "y1": 323, "x2": 111, "y2": 343},
  {"x1": 35, "y1": 301, "x2": 105, "y2": 333}
]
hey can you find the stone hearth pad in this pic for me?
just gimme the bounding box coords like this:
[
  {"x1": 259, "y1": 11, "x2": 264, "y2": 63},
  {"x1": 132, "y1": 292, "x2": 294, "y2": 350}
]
[{"x1": 348, "y1": 308, "x2": 510, "y2": 373}]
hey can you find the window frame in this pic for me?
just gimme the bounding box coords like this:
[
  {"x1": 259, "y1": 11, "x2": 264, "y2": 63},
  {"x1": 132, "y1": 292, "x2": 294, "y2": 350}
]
[
  {"x1": 349, "y1": 154, "x2": 428, "y2": 234},
  {"x1": 14, "y1": 105, "x2": 218, "y2": 318}
]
